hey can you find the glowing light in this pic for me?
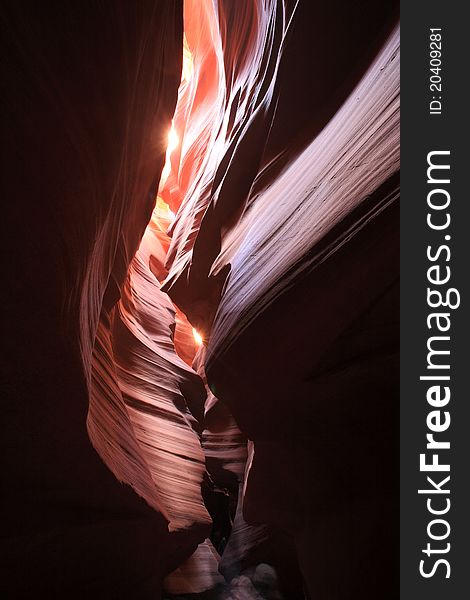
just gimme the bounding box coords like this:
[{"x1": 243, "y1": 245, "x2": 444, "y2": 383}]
[
  {"x1": 167, "y1": 125, "x2": 179, "y2": 154},
  {"x1": 192, "y1": 328, "x2": 203, "y2": 346},
  {"x1": 157, "y1": 36, "x2": 192, "y2": 193},
  {"x1": 160, "y1": 121, "x2": 179, "y2": 188},
  {"x1": 155, "y1": 196, "x2": 175, "y2": 221},
  {"x1": 181, "y1": 35, "x2": 194, "y2": 83}
]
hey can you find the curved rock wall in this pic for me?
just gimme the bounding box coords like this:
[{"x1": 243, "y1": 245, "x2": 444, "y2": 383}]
[{"x1": 2, "y1": 1, "x2": 399, "y2": 598}]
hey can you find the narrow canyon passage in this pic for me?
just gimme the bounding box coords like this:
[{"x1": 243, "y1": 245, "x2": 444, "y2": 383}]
[{"x1": 1, "y1": 1, "x2": 399, "y2": 598}]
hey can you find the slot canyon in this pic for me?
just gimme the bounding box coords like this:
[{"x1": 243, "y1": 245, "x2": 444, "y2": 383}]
[{"x1": 1, "y1": 1, "x2": 399, "y2": 598}]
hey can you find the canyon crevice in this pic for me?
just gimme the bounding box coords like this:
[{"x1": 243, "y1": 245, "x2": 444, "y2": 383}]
[{"x1": 1, "y1": 1, "x2": 399, "y2": 598}]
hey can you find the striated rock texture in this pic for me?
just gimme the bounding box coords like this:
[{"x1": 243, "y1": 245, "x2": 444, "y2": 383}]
[
  {"x1": 162, "y1": 2, "x2": 399, "y2": 596},
  {"x1": 2, "y1": 0, "x2": 399, "y2": 599}
]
